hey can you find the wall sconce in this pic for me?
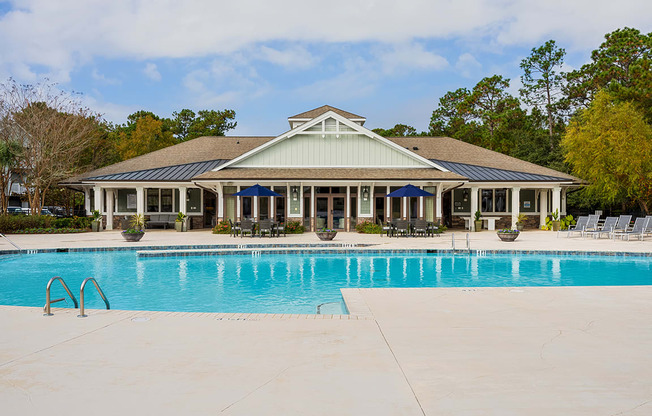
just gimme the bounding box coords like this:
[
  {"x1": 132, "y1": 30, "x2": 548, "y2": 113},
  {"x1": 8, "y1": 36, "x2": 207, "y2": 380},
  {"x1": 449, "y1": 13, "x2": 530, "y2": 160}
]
[
  {"x1": 362, "y1": 186, "x2": 370, "y2": 201},
  {"x1": 291, "y1": 186, "x2": 299, "y2": 201},
  {"x1": 463, "y1": 189, "x2": 469, "y2": 202}
]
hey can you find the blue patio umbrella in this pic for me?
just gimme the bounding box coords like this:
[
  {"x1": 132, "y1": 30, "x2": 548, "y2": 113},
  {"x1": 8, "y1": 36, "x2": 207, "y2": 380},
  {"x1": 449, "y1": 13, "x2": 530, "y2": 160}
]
[
  {"x1": 385, "y1": 184, "x2": 434, "y2": 198},
  {"x1": 232, "y1": 184, "x2": 282, "y2": 197}
]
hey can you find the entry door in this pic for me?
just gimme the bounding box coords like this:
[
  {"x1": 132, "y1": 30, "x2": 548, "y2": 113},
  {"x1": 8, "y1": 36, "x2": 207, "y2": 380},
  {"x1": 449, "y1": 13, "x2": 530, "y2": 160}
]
[
  {"x1": 315, "y1": 196, "x2": 346, "y2": 230},
  {"x1": 316, "y1": 197, "x2": 329, "y2": 230}
]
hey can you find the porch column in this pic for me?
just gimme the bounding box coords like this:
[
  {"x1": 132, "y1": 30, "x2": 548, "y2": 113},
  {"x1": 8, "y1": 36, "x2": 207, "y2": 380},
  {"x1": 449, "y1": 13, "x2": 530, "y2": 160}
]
[
  {"x1": 386, "y1": 186, "x2": 390, "y2": 221},
  {"x1": 310, "y1": 185, "x2": 315, "y2": 231},
  {"x1": 346, "y1": 186, "x2": 351, "y2": 231},
  {"x1": 561, "y1": 188, "x2": 567, "y2": 215},
  {"x1": 539, "y1": 190, "x2": 548, "y2": 229},
  {"x1": 105, "y1": 189, "x2": 114, "y2": 230},
  {"x1": 552, "y1": 186, "x2": 561, "y2": 217},
  {"x1": 136, "y1": 187, "x2": 145, "y2": 216},
  {"x1": 236, "y1": 186, "x2": 241, "y2": 221},
  {"x1": 419, "y1": 186, "x2": 424, "y2": 219},
  {"x1": 253, "y1": 195, "x2": 258, "y2": 221},
  {"x1": 435, "y1": 183, "x2": 443, "y2": 223},
  {"x1": 270, "y1": 196, "x2": 275, "y2": 220},
  {"x1": 84, "y1": 187, "x2": 91, "y2": 216},
  {"x1": 470, "y1": 187, "x2": 479, "y2": 231},
  {"x1": 179, "y1": 186, "x2": 187, "y2": 216},
  {"x1": 402, "y1": 197, "x2": 407, "y2": 220},
  {"x1": 511, "y1": 187, "x2": 520, "y2": 229},
  {"x1": 93, "y1": 186, "x2": 103, "y2": 215}
]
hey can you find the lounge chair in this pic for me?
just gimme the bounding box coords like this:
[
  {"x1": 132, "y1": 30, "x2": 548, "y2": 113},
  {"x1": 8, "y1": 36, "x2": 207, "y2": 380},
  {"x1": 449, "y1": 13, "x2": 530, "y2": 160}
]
[
  {"x1": 645, "y1": 216, "x2": 652, "y2": 237},
  {"x1": 613, "y1": 217, "x2": 649, "y2": 241},
  {"x1": 557, "y1": 216, "x2": 588, "y2": 238},
  {"x1": 584, "y1": 216, "x2": 618, "y2": 239},
  {"x1": 613, "y1": 215, "x2": 632, "y2": 235},
  {"x1": 258, "y1": 219, "x2": 274, "y2": 237},
  {"x1": 584, "y1": 214, "x2": 600, "y2": 233},
  {"x1": 240, "y1": 219, "x2": 255, "y2": 238}
]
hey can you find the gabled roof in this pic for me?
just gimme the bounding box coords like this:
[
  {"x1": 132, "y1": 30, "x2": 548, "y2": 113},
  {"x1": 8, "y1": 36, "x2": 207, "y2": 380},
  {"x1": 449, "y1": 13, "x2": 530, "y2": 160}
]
[
  {"x1": 86, "y1": 159, "x2": 228, "y2": 182},
  {"x1": 288, "y1": 105, "x2": 365, "y2": 121}
]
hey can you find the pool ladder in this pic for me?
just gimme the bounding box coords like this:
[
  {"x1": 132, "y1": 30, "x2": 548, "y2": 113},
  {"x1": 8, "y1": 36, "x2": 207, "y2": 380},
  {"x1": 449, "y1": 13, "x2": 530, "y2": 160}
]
[{"x1": 43, "y1": 276, "x2": 110, "y2": 317}]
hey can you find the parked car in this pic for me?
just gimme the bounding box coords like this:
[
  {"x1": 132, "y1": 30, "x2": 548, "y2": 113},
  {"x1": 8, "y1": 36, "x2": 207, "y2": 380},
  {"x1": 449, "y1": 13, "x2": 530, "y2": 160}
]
[{"x1": 7, "y1": 207, "x2": 23, "y2": 215}]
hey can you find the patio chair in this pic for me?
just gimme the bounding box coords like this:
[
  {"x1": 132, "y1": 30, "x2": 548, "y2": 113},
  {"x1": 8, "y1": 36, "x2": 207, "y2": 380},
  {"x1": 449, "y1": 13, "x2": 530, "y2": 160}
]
[
  {"x1": 585, "y1": 214, "x2": 600, "y2": 233},
  {"x1": 240, "y1": 219, "x2": 255, "y2": 238},
  {"x1": 427, "y1": 222, "x2": 440, "y2": 237},
  {"x1": 645, "y1": 216, "x2": 652, "y2": 237},
  {"x1": 613, "y1": 217, "x2": 648, "y2": 241},
  {"x1": 557, "y1": 216, "x2": 588, "y2": 238},
  {"x1": 229, "y1": 219, "x2": 240, "y2": 237},
  {"x1": 613, "y1": 215, "x2": 632, "y2": 235},
  {"x1": 413, "y1": 219, "x2": 429, "y2": 237},
  {"x1": 394, "y1": 220, "x2": 409, "y2": 237},
  {"x1": 258, "y1": 219, "x2": 274, "y2": 237},
  {"x1": 378, "y1": 218, "x2": 393, "y2": 237},
  {"x1": 584, "y1": 216, "x2": 618, "y2": 239},
  {"x1": 275, "y1": 222, "x2": 286, "y2": 237}
]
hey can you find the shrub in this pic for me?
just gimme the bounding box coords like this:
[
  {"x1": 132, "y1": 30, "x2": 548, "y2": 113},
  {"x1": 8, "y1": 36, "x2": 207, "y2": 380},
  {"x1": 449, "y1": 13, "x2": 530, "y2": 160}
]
[
  {"x1": 13, "y1": 227, "x2": 87, "y2": 234},
  {"x1": 284, "y1": 220, "x2": 304, "y2": 234},
  {"x1": 71, "y1": 216, "x2": 92, "y2": 229},
  {"x1": 212, "y1": 221, "x2": 231, "y2": 234},
  {"x1": 356, "y1": 220, "x2": 381, "y2": 234},
  {"x1": 53, "y1": 218, "x2": 73, "y2": 228}
]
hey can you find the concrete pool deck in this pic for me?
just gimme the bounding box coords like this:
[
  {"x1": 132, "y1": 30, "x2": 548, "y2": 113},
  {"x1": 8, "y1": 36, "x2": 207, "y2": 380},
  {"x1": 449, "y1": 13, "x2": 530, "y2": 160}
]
[{"x1": 1, "y1": 230, "x2": 651, "y2": 415}]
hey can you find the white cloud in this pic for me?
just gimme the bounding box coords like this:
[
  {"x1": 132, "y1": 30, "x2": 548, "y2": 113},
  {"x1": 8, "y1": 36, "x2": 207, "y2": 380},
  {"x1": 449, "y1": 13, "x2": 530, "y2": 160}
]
[
  {"x1": 92, "y1": 69, "x2": 121, "y2": 85},
  {"x1": 143, "y1": 63, "x2": 161, "y2": 81},
  {"x1": 455, "y1": 53, "x2": 482, "y2": 78},
  {"x1": 0, "y1": 0, "x2": 649, "y2": 82},
  {"x1": 377, "y1": 43, "x2": 449, "y2": 74},
  {"x1": 258, "y1": 45, "x2": 318, "y2": 69}
]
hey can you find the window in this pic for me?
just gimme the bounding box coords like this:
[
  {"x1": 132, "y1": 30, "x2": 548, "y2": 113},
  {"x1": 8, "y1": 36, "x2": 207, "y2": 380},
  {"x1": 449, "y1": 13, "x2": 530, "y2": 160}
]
[
  {"x1": 146, "y1": 188, "x2": 175, "y2": 213},
  {"x1": 117, "y1": 189, "x2": 137, "y2": 212},
  {"x1": 186, "y1": 188, "x2": 202, "y2": 213},
  {"x1": 481, "y1": 189, "x2": 510, "y2": 213},
  {"x1": 481, "y1": 190, "x2": 493, "y2": 212}
]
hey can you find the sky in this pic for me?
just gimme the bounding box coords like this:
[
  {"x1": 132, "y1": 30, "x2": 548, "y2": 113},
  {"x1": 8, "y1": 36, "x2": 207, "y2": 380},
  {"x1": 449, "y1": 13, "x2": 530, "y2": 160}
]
[{"x1": 0, "y1": 0, "x2": 650, "y2": 136}]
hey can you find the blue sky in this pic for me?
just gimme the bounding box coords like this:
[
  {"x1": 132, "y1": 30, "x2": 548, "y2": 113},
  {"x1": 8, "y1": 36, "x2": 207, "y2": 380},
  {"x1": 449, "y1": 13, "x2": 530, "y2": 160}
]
[{"x1": 0, "y1": 0, "x2": 650, "y2": 136}]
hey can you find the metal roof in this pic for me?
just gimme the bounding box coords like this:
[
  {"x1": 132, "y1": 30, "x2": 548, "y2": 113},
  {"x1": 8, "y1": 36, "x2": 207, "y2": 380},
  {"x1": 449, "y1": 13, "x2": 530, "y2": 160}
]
[
  {"x1": 85, "y1": 159, "x2": 228, "y2": 182},
  {"x1": 431, "y1": 159, "x2": 569, "y2": 182}
]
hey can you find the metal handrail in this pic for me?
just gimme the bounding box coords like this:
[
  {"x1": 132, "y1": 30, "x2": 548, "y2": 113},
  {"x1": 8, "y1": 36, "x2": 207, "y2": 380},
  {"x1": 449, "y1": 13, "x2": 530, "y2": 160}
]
[
  {"x1": 0, "y1": 233, "x2": 21, "y2": 250},
  {"x1": 78, "y1": 277, "x2": 110, "y2": 318},
  {"x1": 44, "y1": 276, "x2": 79, "y2": 316}
]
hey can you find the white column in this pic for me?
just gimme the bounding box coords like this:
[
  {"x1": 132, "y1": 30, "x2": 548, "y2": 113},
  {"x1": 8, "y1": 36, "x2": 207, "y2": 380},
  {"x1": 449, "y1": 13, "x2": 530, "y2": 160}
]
[
  {"x1": 435, "y1": 183, "x2": 443, "y2": 222},
  {"x1": 253, "y1": 196, "x2": 258, "y2": 220},
  {"x1": 552, "y1": 187, "x2": 561, "y2": 217},
  {"x1": 386, "y1": 186, "x2": 390, "y2": 221},
  {"x1": 511, "y1": 187, "x2": 520, "y2": 229},
  {"x1": 270, "y1": 196, "x2": 275, "y2": 220},
  {"x1": 179, "y1": 186, "x2": 187, "y2": 215},
  {"x1": 539, "y1": 190, "x2": 548, "y2": 229},
  {"x1": 84, "y1": 187, "x2": 91, "y2": 215},
  {"x1": 419, "y1": 186, "x2": 424, "y2": 219},
  {"x1": 402, "y1": 197, "x2": 407, "y2": 220},
  {"x1": 470, "y1": 187, "x2": 479, "y2": 231},
  {"x1": 309, "y1": 185, "x2": 314, "y2": 218},
  {"x1": 93, "y1": 186, "x2": 103, "y2": 214},
  {"x1": 561, "y1": 188, "x2": 567, "y2": 215},
  {"x1": 136, "y1": 187, "x2": 145, "y2": 215},
  {"x1": 346, "y1": 186, "x2": 351, "y2": 231},
  {"x1": 236, "y1": 185, "x2": 241, "y2": 220},
  {"x1": 105, "y1": 189, "x2": 114, "y2": 230}
]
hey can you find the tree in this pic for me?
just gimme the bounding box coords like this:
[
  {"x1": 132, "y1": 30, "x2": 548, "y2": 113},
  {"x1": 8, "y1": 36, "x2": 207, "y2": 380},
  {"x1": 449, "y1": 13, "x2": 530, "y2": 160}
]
[
  {"x1": 114, "y1": 114, "x2": 176, "y2": 161},
  {"x1": 0, "y1": 79, "x2": 103, "y2": 214},
  {"x1": 563, "y1": 27, "x2": 652, "y2": 120},
  {"x1": 0, "y1": 138, "x2": 22, "y2": 213},
  {"x1": 562, "y1": 90, "x2": 652, "y2": 214},
  {"x1": 428, "y1": 88, "x2": 473, "y2": 137},
  {"x1": 372, "y1": 124, "x2": 418, "y2": 137},
  {"x1": 520, "y1": 40, "x2": 566, "y2": 149},
  {"x1": 170, "y1": 109, "x2": 196, "y2": 141}
]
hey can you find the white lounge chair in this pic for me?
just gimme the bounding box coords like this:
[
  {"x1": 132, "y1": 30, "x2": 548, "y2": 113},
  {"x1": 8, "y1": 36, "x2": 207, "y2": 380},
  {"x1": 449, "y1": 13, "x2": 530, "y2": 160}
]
[
  {"x1": 613, "y1": 217, "x2": 649, "y2": 241},
  {"x1": 557, "y1": 216, "x2": 588, "y2": 238},
  {"x1": 584, "y1": 216, "x2": 618, "y2": 239}
]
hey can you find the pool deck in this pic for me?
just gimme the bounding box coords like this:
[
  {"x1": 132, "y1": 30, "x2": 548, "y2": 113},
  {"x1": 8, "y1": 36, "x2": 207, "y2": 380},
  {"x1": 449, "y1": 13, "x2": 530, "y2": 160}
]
[{"x1": 1, "y1": 230, "x2": 651, "y2": 415}]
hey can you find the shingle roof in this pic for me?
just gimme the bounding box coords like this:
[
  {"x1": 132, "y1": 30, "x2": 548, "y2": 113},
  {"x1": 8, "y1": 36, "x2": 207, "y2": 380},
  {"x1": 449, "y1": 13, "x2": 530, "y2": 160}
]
[
  {"x1": 194, "y1": 168, "x2": 465, "y2": 181},
  {"x1": 432, "y1": 160, "x2": 570, "y2": 182},
  {"x1": 288, "y1": 105, "x2": 365, "y2": 120},
  {"x1": 387, "y1": 136, "x2": 578, "y2": 181},
  {"x1": 86, "y1": 159, "x2": 229, "y2": 182}
]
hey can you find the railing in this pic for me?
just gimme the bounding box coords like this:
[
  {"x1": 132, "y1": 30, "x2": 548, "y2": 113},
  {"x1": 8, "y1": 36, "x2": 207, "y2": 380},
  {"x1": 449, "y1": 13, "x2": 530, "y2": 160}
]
[
  {"x1": 0, "y1": 233, "x2": 22, "y2": 250},
  {"x1": 78, "y1": 277, "x2": 110, "y2": 318},
  {"x1": 44, "y1": 277, "x2": 78, "y2": 316}
]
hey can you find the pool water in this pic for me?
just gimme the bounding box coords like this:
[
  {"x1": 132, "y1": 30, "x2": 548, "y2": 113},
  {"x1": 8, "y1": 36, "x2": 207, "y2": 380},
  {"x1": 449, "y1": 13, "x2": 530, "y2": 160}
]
[{"x1": 1, "y1": 252, "x2": 651, "y2": 314}]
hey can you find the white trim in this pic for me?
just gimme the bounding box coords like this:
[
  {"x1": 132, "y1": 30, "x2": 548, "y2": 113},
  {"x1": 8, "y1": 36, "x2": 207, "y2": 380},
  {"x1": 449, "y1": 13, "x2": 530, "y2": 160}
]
[{"x1": 211, "y1": 111, "x2": 448, "y2": 172}]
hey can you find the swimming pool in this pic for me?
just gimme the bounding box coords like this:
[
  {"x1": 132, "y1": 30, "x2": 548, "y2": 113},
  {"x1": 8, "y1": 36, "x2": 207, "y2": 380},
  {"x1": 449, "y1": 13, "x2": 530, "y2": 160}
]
[{"x1": 1, "y1": 251, "x2": 651, "y2": 314}]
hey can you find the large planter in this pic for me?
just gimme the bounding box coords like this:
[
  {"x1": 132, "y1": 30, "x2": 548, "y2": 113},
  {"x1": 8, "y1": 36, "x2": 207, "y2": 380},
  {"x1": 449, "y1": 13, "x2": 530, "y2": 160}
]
[
  {"x1": 316, "y1": 231, "x2": 337, "y2": 241},
  {"x1": 516, "y1": 223, "x2": 524, "y2": 231},
  {"x1": 175, "y1": 221, "x2": 187, "y2": 232},
  {"x1": 497, "y1": 231, "x2": 519, "y2": 242},
  {"x1": 122, "y1": 231, "x2": 145, "y2": 242},
  {"x1": 551, "y1": 220, "x2": 561, "y2": 232},
  {"x1": 91, "y1": 221, "x2": 101, "y2": 232},
  {"x1": 474, "y1": 220, "x2": 483, "y2": 232}
]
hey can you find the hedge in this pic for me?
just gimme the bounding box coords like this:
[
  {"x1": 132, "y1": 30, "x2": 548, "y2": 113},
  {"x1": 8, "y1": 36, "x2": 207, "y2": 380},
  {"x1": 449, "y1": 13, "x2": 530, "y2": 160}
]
[{"x1": 0, "y1": 215, "x2": 92, "y2": 233}]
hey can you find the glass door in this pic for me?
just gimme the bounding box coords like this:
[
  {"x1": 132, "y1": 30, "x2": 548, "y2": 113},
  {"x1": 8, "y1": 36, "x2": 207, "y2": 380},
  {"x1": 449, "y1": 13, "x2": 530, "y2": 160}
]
[
  {"x1": 315, "y1": 197, "x2": 328, "y2": 230},
  {"x1": 332, "y1": 197, "x2": 345, "y2": 230}
]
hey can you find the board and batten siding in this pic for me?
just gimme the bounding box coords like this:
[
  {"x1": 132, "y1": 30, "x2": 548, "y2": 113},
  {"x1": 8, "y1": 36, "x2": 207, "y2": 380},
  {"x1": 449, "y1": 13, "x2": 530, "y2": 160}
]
[{"x1": 232, "y1": 133, "x2": 429, "y2": 167}]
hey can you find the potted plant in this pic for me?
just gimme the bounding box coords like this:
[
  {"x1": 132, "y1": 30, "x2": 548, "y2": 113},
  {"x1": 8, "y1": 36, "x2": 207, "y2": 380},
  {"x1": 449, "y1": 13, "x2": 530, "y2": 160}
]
[
  {"x1": 121, "y1": 213, "x2": 146, "y2": 242},
  {"x1": 473, "y1": 210, "x2": 482, "y2": 232},
  {"x1": 316, "y1": 227, "x2": 337, "y2": 241},
  {"x1": 91, "y1": 210, "x2": 102, "y2": 232},
  {"x1": 497, "y1": 228, "x2": 520, "y2": 242},
  {"x1": 551, "y1": 209, "x2": 561, "y2": 231},
  {"x1": 516, "y1": 213, "x2": 527, "y2": 231},
  {"x1": 175, "y1": 212, "x2": 187, "y2": 232}
]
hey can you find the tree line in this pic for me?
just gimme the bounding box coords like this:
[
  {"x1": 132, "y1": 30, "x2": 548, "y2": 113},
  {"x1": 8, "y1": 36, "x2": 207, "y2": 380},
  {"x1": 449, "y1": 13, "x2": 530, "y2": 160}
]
[{"x1": 373, "y1": 27, "x2": 652, "y2": 214}]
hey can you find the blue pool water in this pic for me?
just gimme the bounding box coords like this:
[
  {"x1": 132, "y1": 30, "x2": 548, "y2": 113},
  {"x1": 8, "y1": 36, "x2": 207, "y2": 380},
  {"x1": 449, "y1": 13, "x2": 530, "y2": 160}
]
[{"x1": 1, "y1": 251, "x2": 651, "y2": 314}]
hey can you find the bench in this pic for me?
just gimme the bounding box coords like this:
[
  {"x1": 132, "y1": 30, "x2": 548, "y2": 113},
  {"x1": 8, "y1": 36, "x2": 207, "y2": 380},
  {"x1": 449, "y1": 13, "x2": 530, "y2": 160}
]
[
  {"x1": 147, "y1": 214, "x2": 177, "y2": 229},
  {"x1": 463, "y1": 216, "x2": 500, "y2": 231}
]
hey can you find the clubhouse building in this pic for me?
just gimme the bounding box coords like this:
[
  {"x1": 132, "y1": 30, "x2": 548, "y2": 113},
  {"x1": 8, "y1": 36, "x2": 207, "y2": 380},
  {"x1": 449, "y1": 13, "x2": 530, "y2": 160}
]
[{"x1": 65, "y1": 106, "x2": 581, "y2": 231}]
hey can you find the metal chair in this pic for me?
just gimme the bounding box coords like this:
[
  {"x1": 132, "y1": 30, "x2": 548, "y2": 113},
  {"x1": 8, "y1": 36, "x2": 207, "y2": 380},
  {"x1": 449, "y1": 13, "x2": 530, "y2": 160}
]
[
  {"x1": 258, "y1": 219, "x2": 274, "y2": 237},
  {"x1": 240, "y1": 219, "x2": 255, "y2": 238}
]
